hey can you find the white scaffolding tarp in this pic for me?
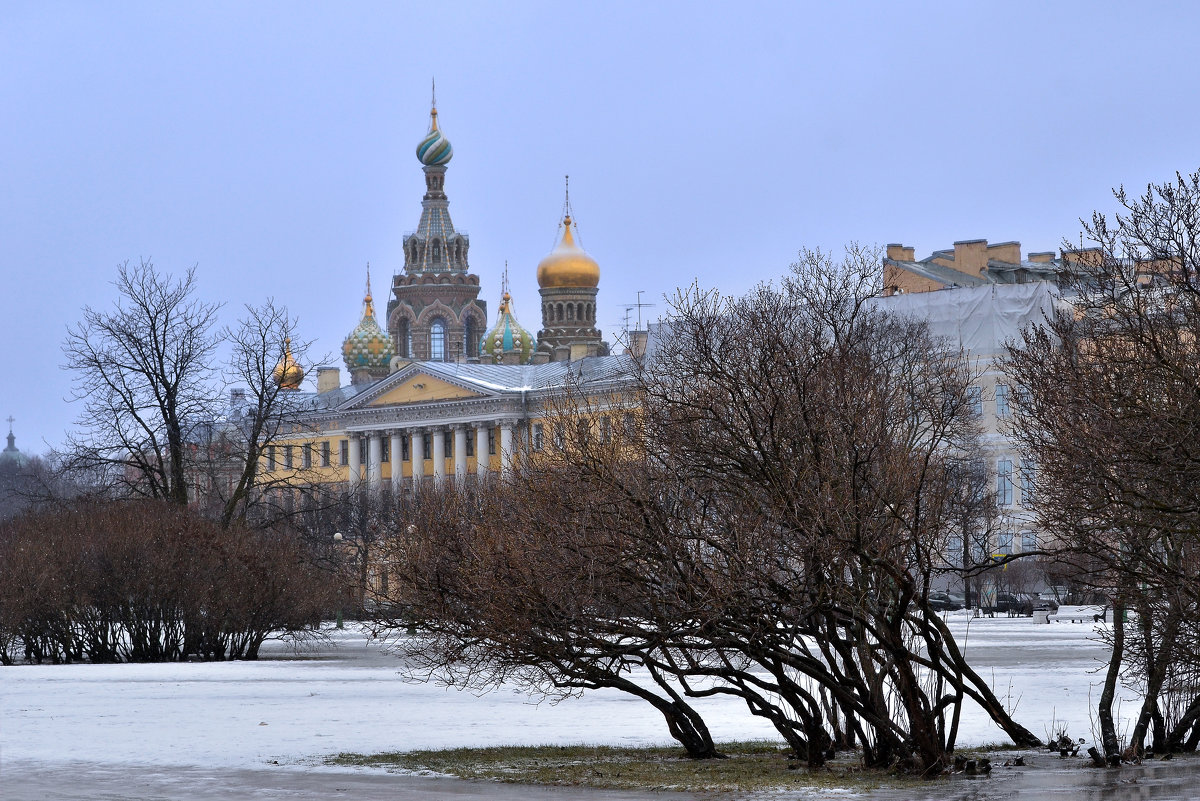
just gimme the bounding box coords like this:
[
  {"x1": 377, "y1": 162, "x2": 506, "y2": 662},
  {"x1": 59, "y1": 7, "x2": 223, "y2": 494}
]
[{"x1": 870, "y1": 282, "x2": 1066, "y2": 357}]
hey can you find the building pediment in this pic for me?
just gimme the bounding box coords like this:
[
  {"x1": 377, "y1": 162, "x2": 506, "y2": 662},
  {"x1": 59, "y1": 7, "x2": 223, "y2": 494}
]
[{"x1": 338, "y1": 364, "x2": 495, "y2": 412}]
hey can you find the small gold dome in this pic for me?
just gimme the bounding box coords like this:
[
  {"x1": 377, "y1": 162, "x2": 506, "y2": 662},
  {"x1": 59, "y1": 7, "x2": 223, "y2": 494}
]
[
  {"x1": 536, "y1": 215, "x2": 600, "y2": 289},
  {"x1": 272, "y1": 338, "x2": 305, "y2": 390}
]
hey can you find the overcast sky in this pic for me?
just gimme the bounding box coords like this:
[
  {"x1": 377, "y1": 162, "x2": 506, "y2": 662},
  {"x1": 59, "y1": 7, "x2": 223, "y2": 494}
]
[{"x1": 4, "y1": 1, "x2": 1198, "y2": 453}]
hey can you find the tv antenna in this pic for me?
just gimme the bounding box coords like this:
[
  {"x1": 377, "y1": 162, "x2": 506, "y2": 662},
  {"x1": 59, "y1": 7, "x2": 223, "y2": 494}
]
[{"x1": 627, "y1": 290, "x2": 655, "y2": 331}]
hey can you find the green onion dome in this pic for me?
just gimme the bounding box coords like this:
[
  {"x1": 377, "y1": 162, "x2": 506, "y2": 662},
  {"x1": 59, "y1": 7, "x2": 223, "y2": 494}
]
[
  {"x1": 342, "y1": 286, "x2": 394, "y2": 372},
  {"x1": 416, "y1": 106, "x2": 453, "y2": 167},
  {"x1": 482, "y1": 292, "x2": 535, "y2": 364}
]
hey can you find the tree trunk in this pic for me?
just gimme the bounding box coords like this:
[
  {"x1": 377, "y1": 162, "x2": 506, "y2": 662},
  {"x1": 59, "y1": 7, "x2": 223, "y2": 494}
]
[{"x1": 1098, "y1": 598, "x2": 1125, "y2": 762}]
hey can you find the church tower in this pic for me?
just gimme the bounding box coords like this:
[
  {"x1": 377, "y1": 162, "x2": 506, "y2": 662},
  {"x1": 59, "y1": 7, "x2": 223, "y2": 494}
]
[
  {"x1": 536, "y1": 189, "x2": 606, "y2": 361},
  {"x1": 387, "y1": 90, "x2": 487, "y2": 362}
]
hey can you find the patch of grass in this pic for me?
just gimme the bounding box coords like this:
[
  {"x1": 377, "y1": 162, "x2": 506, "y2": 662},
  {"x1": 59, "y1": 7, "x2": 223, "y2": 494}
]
[{"x1": 326, "y1": 740, "x2": 915, "y2": 793}]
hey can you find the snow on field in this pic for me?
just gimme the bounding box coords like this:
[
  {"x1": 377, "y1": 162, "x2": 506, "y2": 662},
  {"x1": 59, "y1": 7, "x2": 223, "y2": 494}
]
[{"x1": 1, "y1": 614, "x2": 1133, "y2": 774}]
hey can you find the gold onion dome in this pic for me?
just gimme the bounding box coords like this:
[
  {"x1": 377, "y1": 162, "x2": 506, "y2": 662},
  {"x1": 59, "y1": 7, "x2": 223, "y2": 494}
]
[
  {"x1": 272, "y1": 337, "x2": 305, "y2": 390},
  {"x1": 482, "y1": 291, "x2": 535, "y2": 363},
  {"x1": 342, "y1": 275, "x2": 394, "y2": 372},
  {"x1": 415, "y1": 104, "x2": 453, "y2": 166},
  {"x1": 536, "y1": 215, "x2": 600, "y2": 289}
]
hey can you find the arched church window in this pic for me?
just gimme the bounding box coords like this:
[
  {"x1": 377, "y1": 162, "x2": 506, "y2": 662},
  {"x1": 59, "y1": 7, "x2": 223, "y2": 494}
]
[
  {"x1": 430, "y1": 318, "x2": 447, "y2": 361},
  {"x1": 465, "y1": 317, "x2": 479, "y2": 358},
  {"x1": 397, "y1": 319, "x2": 411, "y2": 358},
  {"x1": 432, "y1": 239, "x2": 442, "y2": 264},
  {"x1": 567, "y1": 304, "x2": 575, "y2": 321},
  {"x1": 576, "y1": 303, "x2": 584, "y2": 321},
  {"x1": 556, "y1": 303, "x2": 564, "y2": 321}
]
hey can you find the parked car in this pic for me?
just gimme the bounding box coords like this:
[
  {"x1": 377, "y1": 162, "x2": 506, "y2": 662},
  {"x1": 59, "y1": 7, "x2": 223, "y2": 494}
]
[
  {"x1": 989, "y1": 592, "x2": 1033, "y2": 616},
  {"x1": 1030, "y1": 594, "x2": 1059, "y2": 612},
  {"x1": 927, "y1": 591, "x2": 964, "y2": 612}
]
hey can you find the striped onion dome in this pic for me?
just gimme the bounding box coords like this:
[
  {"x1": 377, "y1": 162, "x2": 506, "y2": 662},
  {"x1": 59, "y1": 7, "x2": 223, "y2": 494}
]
[
  {"x1": 482, "y1": 292, "x2": 535, "y2": 364},
  {"x1": 342, "y1": 281, "x2": 394, "y2": 372},
  {"x1": 416, "y1": 106, "x2": 453, "y2": 166}
]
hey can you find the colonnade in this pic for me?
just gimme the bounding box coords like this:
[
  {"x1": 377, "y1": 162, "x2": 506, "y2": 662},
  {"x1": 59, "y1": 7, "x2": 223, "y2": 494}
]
[{"x1": 346, "y1": 420, "x2": 518, "y2": 491}]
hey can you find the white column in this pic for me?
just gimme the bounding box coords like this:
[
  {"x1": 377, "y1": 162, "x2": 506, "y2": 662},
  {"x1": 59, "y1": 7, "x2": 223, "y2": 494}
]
[
  {"x1": 389, "y1": 430, "x2": 404, "y2": 491},
  {"x1": 453, "y1": 425, "x2": 467, "y2": 481},
  {"x1": 347, "y1": 435, "x2": 361, "y2": 490},
  {"x1": 432, "y1": 426, "x2": 446, "y2": 484},
  {"x1": 499, "y1": 421, "x2": 515, "y2": 477},
  {"x1": 367, "y1": 433, "x2": 383, "y2": 490},
  {"x1": 410, "y1": 429, "x2": 425, "y2": 487},
  {"x1": 475, "y1": 425, "x2": 490, "y2": 478}
]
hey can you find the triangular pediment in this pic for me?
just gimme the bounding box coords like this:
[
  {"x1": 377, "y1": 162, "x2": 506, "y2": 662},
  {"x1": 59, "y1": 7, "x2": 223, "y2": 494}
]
[
  {"x1": 340, "y1": 364, "x2": 496, "y2": 411},
  {"x1": 369, "y1": 373, "x2": 486, "y2": 406}
]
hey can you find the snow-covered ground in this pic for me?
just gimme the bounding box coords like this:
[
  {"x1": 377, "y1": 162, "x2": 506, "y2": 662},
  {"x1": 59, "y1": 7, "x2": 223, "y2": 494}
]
[{"x1": 0, "y1": 613, "x2": 1143, "y2": 799}]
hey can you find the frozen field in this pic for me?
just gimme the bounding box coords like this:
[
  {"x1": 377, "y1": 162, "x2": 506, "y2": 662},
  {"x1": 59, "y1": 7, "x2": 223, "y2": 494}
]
[{"x1": 3, "y1": 613, "x2": 1179, "y2": 800}]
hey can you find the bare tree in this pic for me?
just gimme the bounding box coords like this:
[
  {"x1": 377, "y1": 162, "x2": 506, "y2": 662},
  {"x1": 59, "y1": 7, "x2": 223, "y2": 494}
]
[
  {"x1": 1003, "y1": 168, "x2": 1200, "y2": 759},
  {"x1": 202, "y1": 300, "x2": 325, "y2": 528},
  {"x1": 383, "y1": 245, "x2": 1040, "y2": 774},
  {"x1": 63, "y1": 261, "x2": 220, "y2": 504}
]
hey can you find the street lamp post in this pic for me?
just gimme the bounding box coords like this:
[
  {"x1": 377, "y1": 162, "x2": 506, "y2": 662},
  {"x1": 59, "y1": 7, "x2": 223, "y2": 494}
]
[{"x1": 332, "y1": 532, "x2": 344, "y2": 629}]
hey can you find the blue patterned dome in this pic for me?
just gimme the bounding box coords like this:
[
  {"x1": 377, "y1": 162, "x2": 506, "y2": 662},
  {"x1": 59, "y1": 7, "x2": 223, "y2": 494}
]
[
  {"x1": 342, "y1": 282, "x2": 394, "y2": 373},
  {"x1": 482, "y1": 292, "x2": 535, "y2": 364},
  {"x1": 416, "y1": 107, "x2": 453, "y2": 167}
]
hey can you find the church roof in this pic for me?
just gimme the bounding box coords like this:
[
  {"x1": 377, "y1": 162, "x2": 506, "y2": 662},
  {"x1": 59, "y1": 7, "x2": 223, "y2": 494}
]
[{"x1": 1, "y1": 418, "x2": 27, "y2": 468}]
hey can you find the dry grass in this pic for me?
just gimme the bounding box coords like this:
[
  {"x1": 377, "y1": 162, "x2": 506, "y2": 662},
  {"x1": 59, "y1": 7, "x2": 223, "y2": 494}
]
[{"x1": 327, "y1": 740, "x2": 915, "y2": 793}]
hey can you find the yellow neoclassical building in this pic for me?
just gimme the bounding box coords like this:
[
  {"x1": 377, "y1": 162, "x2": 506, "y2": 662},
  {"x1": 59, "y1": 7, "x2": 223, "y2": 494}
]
[{"x1": 259, "y1": 97, "x2": 635, "y2": 490}]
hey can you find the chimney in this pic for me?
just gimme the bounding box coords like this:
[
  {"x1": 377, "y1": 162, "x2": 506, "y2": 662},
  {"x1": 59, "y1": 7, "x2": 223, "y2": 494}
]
[
  {"x1": 626, "y1": 329, "x2": 649, "y2": 358},
  {"x1": 986, "y1": 241, "x2": 1021, "y2": 266},
  {"x1": 953, "y1": 239, "x2": 989, "y2": 277},
  {"x1": 1028, "y1": 251, "x2": 1055, "y2": 263},
  {"x1": 316, "y1": 367, "x2": 341, "y2": 394},
  {"x1": 886, "y1": 243, "x2": 915, "y2": 262}
]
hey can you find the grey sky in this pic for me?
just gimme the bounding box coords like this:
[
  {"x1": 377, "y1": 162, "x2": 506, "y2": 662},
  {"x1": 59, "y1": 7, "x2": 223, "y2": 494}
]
[{"x1": 3, "y1": 1, "x2": 1197, "y2": 452}]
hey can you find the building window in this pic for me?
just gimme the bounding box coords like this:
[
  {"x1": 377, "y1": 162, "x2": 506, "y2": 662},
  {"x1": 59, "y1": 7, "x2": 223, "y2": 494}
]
[
  {"x1": 600, "y1": 416, "x2": 612, "y2": 443},
  {"x1": 488, "y1": 428, "x2": 496, "y2": 455},
  {"x1": 432, "y1": 239, "x2": 441, "y2": 264},
  {"x1": 1021, "y1": 530, "x2": 1038, "y2": 551},
  {"x1": 321, "y1": 441, "x2": 331, "y2": 467},
  {"x1": 997, "y1": 460, "x2": 1014, "y2": 506},
  {"x1": 998, "y1": 531, "x2": 1013, "y2": 555},
  {"x1": 995, "y1": 384, "x2": 1010, "y2": 417},
  {"x1": 444, "y1": 431, "x2": 453, "y2": 456},
  {"x1": 397, "y1": 319, "x2": 410, "y2": 358},
  {"x1": 283, "y1": 445, "x2": 293, "y2": 469},
  {"x1": 622, "y1": 413, "x2": 635, "y2": 437},
  {"x1": 553, "y1": 424, "x2": 565, "y2": 451},
  {"x1": 381, "y1": 438, "x2": 390, "y2": 463},
  {"x1": 430, "y1": 319, "x2": 446, "y2": 361},
  {"x1": 422, "y1": 435, "x2": 431, "y2": 461},
  {"x1": 1020, "y1": 460, "x2": 1036, "y2": 506},
  {"x1": 339, "y1": 440, "x2": 349, "y2": 466},
  {"x1": 532, "y1": 423, "x2": 544, "y2": 451},
  {"x1": 966, "y1": 386, "x2": 982, "y2": 417},
  {"x1": 266, "y1": 445, "x2": 276, "y2": 471},
  {"x1": 303, "y1": 445, "x2": 312, "y2": 469},
  {"x1": 401, "y1": 434, "x2": 410, "y2": 461},
  {"x1": 466, "y1": 433, "x2": 474, "y2": 457},
  {"x1": 465, "y1": 317, "x2": 479, "y2": 358}
]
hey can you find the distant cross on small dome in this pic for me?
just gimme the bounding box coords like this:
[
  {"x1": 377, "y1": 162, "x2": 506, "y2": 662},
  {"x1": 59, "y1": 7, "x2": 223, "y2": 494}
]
[{"x1": 5, "y1": 415, "x2": 12, "y2": 434}]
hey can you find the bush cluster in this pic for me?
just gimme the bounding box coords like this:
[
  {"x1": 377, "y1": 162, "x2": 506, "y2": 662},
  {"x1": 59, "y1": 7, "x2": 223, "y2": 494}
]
[{"x1": 0, "y1": 499, "x2": 334, "y2": 664}]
